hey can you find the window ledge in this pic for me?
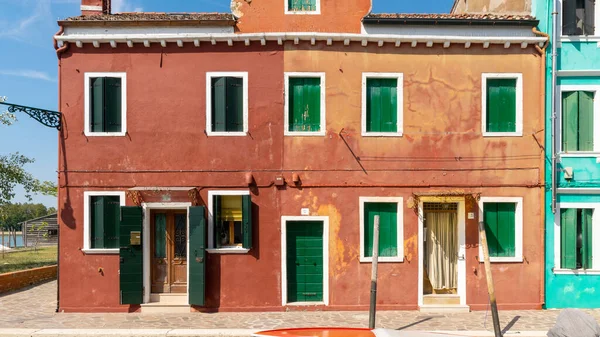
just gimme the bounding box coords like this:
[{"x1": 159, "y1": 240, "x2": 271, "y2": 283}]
[
  {"x1": 362, "y1": 132, "x2": 403, "y2": 137},
  {"x1": 560, "y1": 36, "x2": 600, "y2": 42},
  {"x1": 284, "y1": 11, "x2": 321, "y2": 15},
  {"x1": 285, "y1": 301, "x2": 326, "y2": 306},
  {"x1": 84, "y1": 132, "x2": 127, "y2": 137},
  {"x1": 553, "y1": 268, "x2": 600, "y2": 275},
  {"x1": 478, "y1": 257, "x2": 523, "y2": 263},
  {"x1": 360, "y1": 257, "x2": 403, "y2": 263},
  {"x1": 483, "y1": 132, "x2": 523, "y2": 137},
  {"x1": 559, "y1": 152, "x2": 600, "y2": 158},
  {"x1": 206, "y1": 132, "x2": 248, "y2": 137},
  {"x1": 206, "y1": 248, "x2": 250, "y2": 254},
  {"x1": 81, "y1": 248, "x2": 119, "y2": 255},
  {"x1": 284, "y1": 131, "x2": 326, "y2": 137}
]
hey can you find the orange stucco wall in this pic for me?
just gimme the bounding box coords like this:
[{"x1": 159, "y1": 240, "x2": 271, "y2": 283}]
[
  {"x1": 58, "y1": 40, "x2": 544, "y2": 311},
  {"x1": 231, "y1": 0, "x2": 371, "y2": 33}
]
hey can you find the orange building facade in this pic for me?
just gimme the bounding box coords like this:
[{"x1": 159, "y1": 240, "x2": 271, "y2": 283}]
[{"x1": 54, "y1": 0, "x2": 547, "y2": 313}]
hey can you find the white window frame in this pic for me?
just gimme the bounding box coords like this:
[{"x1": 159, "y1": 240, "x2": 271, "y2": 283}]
[
  {"x1": 284, "y1": 0, "x2": 321, "y2": 15},
  {"x1": 206, "y1": 190, "x2": 251, "y2": 254},
  {"x1": 361, "y1": 73, "x2": 404, "y2": 137},
  {"x1": 284, "y1": 72, "x2": 326, "y2": 137},
  {"x1": 205, "y1": 72, "x2": 249, "y2": 137},
  {"x1": 477, "y1": 197, "x2": 523, "y2": 263},
  {"x1": 84, "y1": 72, "x2": 127, "y2": 137},
  {"x1": 82, "y1": 191, "x2": 126, "y2": 254},
  {"x1": 359, "y1": 197, "x2": 404, "y2": 263},
  {"x1": 558, "y1": 0, "x2": 600, "y2": 40},
  {"x1": 554, "y1": 202, "x2": 600, "y2": 274},
  {"x1": 481, "y1": 73, "x2": 523, "y2": 137},
  {"x1": 556, "y1": 85, "x2": 600, "y2": 156}
]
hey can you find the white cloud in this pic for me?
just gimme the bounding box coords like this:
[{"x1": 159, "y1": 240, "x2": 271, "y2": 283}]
[
  {"x1": 112, "y1": 0, "x2": 143, "y2": 13},
  {"x1": 0, "y1": 0, "x2": 51, "y2": 42},
  {"x1": 0, "y1": 69, "x2": 57, "y2": 82}
]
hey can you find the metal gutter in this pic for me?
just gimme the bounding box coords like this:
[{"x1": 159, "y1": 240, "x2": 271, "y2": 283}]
[
  {"x1": 551, "y1": 0, "x2": 558, "y2": 214},
  {"x1": 362, "y1": 17, "x2": 540, "y2": 26}
]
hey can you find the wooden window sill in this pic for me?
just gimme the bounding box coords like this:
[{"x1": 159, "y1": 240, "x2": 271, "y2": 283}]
[{"x1": 206, "y1": 248, "x2": 250, "y2": 254}]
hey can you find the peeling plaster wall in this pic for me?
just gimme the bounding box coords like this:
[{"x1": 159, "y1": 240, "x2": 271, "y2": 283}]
[
  {"x1": 451, "y1": 0, "x2": 532, "y2": 14},
  {"x1": 230, "y1": 0, "x2": 371, "y2": 33}
]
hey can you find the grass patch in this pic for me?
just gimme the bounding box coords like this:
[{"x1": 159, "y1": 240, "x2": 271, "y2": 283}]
[{"x1": 0, "y1": 246, "x2": 57, "y2": 274}]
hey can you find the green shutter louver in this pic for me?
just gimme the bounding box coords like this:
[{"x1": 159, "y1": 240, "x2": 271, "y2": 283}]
[
  {"x1": 212, "y1": 77, "x2": 227, "y2": 132},
  {"x1": 119, "y1": 206, "x2": 143, "y2": 305},
  {"x1": 289, "y1": 78, "x2": 321, "y2": 132},
  {"x1": 483, "y1": 202, "x2": 516, "y2": 258},
  {"x1": 91, "y1": 78, "x2": 105, "y2": 132},
  {"x1": 213, "y1": 194, "x2": 221, "y2": 248},
  {"x1": 366, "y1": 79, "x2": 398, "y2": 133},
  {"x1": 211, "y1": 77, "x2": 244, "y2": 133},
  {"x1": 363, "y1": 202, "x2": 398, "y2": 258},
  {"x1": 90, "y1": 77, "x2": 122, "y2": 133},
  {"x1": 242, "y1": 194, "x2": 252, "y2": 249},
  {"x1": 189, "y1": 206, "x2": 207, "y2": 306},
  {"x1": 582, "y1": 209, "x2": 593, "y2": 269},
  {"x1": 486, "y1": 79, "x2": 517, "y2": 133},
  {"x1": 483, "y1": 203, "x2": 499, "y2": 257},
  {"x1": 561, "y1": 208, "x2": 578, "y2": 269},
  {"x1": 562, "y1": 91, "x2": 594, "y2": 152},
  {"x1": 91, "y1": 196, "x2": 105, "y2": 249}
]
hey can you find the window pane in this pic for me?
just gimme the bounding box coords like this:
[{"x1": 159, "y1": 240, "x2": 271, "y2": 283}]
[
  {"x1": 289, "y1": 78, "x2": 321, "y2": 132},
  {"x1": 154, "y1": 213, "x2": 166, "y2": 258},
  {"x1": 486, "y1": 79, "x2": 517, "y2": 133},
  {"x1": 226, "y1": 77, "x2": 244, "y2": 132},
  {"x1": 104, "y1": 77, "x2": 122, "y2": 133},
  {"x1": 90, "y1": 195, "x2": 120, "y2": 249},
  {"x1": 367, "y1": 78, "x2": 398, "y2": 133},
  {"x1": 364, "y1": 202, "x2": 398, "y2": 257},
  {"x1": 289, "y1": 0, "x2": 316, "y2": 11},
  {"x1": 174, "y1": 213, "x2": 187, "y2": 258},
  {"x1": 216, "y1": 195, "x2": 243, "y2": 247}
]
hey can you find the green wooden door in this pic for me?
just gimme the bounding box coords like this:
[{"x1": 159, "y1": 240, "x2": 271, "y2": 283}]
[
  {"x1": 286, "y1": 221, "x2": 324, "y2": 303},
  {"x1": 188, "y1": 206, "x2": 207, "y2": 306},
  {"x1": 119, "y1": 206, "x2": 143, "y2": 305}
]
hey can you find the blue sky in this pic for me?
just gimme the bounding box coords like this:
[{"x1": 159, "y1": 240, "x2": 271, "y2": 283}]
[{"x1": 0, "y1": 0, "x2": 453, "y2": 208}]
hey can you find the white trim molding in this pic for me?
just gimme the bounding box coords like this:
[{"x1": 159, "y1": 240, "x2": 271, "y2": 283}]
[
  {"x1": 557, "y1": 188, "x2": 600, "y2": 195},
  {"x1": 361, "y1": 73, "x2": 404, "y2": 137},
  {"x1": 205, "y1": 72, "x2": 249, "y2": 136},
  {"x1": 207, "y1": 190, "x2": 251, "y2": 250},
  {"x1": 557, "y1": 70, "x2": 600, "y2": 77},
  {"x1": 284, "y1": 72, "x2": 326, "y2": 137},
  {"x1": 481, "y1": 73, "x2": 523, "y2": 137},
  {"x1": 80, "y1": 5, "x2": 103, "y2": 11},
  {"x1": 556, "y1": 84, "x2": 600, "y2": 154},
  {"x1": 554, "y1": 202, "x2": 600, "y2": 274},
  {"x1": 477, "y1": 197, "x2": 524, "y2": 263},
  {"x1": 281, "y1": 216, "x2": 329, "y2": 306},
  {"x1": 358, "y1": 197, "x2": 404, "y2": 263},
  {"x1": 284, "y1": 0, "x2": 321, "y2": 15},
  {"x1": 82, "y1": 191, "x2": 126, "y2": 254},
  {"x1": 84, "y1": 72, "x2": 127, "y2": 137}
]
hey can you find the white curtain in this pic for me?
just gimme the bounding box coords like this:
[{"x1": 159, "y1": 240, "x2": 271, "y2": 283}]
[{"x1": 426, "y1": 212, "x2": 458, "y2": 290}]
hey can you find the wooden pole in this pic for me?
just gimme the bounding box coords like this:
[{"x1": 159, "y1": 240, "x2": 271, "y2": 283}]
[
  {"x1": 369, "y1": 215, "x2": 380, "y2": 330},
  {"x1": 478, "y1": 221, "x2": 502, "y2": 337}
]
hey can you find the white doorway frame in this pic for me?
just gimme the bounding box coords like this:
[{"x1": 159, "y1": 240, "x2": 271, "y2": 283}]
[
  {"x1": 417, "y1": 197, "x2": 467, "y2": 307},
  {"x1": 142, "y1": 202, "x2": 192, "y2": 304},
  {"x1": 281, "y1": 216, "x2": 329, "y2": 306}
]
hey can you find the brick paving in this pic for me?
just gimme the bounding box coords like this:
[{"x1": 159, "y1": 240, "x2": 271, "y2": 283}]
[{"x1": 1, "y1": 281, "x2": 599, "y2": 333}]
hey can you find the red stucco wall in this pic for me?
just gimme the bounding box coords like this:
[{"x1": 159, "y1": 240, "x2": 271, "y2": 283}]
[{"x1": 58, "y1": 41, "x2": 544, "y2": 312}]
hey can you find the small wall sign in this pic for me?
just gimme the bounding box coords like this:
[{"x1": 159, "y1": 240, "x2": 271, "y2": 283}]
[
  {"x1": 468, "y1": 212, "x2": 475, "y2": 220},
  {"x1": 301, "y1": 208, "x2": 310, "y2": 215}
]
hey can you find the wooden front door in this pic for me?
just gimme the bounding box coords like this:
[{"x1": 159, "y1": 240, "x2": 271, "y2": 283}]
[{"x1": 151, "y1": 211, "x2": 187, "y2": 293}]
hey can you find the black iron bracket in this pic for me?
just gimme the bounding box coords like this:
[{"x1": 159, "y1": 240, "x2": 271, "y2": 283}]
[{"x1": 0, "y1": 102, "x2": 62, "y2": 130}]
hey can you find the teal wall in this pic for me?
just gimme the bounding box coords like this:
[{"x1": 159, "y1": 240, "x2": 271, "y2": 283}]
[{"x1": 535, "y1": 0, "x2": 600, "y2": 308}]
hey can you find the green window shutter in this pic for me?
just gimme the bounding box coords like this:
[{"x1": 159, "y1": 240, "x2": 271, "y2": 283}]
[
  {"x1": 289, "y1": 78, "x2": 321, "y2": 132},
  {"x1": 562, "y1": 91, "x2": 579, "y2": 152},
  {"x1": 578, "y1": 91, "x2": 594, "y2": 151},
  {"x1": 212, "y1": 77, "x2": 227, "y2": 132},
  {"x1": 189, "y1": 206, "x2": 206, "y2": 306},
  {"x1": 486, "y1": 79, "x2": 517, "y2": 133},
  {"x1": 496, "y1": 203, "x2": 516, "y2": 257},
  {"x1": 91, "y1": 196, "x2": 105, "y2": 249},
  {"x1": 483, "y1": 203, "x2": 499, "y2": 257},
  {"x1": 242, "y1": 195, "x2": 252, "y2": 249},
  {"x1": 90, "y1": 78, "x2": 104, "y2": 132},
  {"x1": 582, "y1": 209, "x2": 593, "y2": 269},
  {"x1": 367, "y1": 79, "x2": 398, "y2": 133},
  {"x1": 363, "y1": 202, "x2": 398, "y2": 258},
  {"x1": 104, "y1": 77, "x2": 122, "y2": 133},
  {"x1": 104, "y1": 196, "x2": 120, "y2": 249},
  {"x1": 226, "y1": 77, "x2": 244, "y2": 132},
  {"x1": 119, "y1": 206, "x2": 143, "y2": 305},
  {"x1": 213, "y1": 195, "x2": 221, "y2": 248},
  {"x1": 561, "y1": 208, "x2": 578, "y2": 269}
]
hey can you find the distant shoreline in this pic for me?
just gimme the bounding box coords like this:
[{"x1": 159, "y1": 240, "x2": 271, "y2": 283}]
[{"x1": 1, "y1": 232, "x2": 23, "y2": 235}]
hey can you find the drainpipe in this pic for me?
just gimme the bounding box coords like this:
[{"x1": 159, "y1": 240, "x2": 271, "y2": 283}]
[
  {"x1": 53, "y1": 25, "x2": 64, "y2": 313},
  {"x1": 551, "y1": 0, "x2": 558, "y2": 214}
]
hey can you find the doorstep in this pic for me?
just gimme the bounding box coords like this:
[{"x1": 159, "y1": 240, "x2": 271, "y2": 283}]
[{"x1": 419, "y1": 304, "x2": 471, "y2": 313}]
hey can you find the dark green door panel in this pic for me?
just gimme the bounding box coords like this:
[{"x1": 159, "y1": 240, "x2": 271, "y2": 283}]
[
  {"x1": 189, "y1": 206, "x2": 206, "y2": 306},
  {"x1": 286, "y1": 221, "x2": 324, "y2": 303},
  {"x1": 119, "y1": 206, "x2": 143, "y2": 305}
]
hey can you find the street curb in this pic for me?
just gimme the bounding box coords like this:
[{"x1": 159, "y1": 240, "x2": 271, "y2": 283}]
[{"x1": 0, "y1": 329, "x2": 549, "y2": 337}]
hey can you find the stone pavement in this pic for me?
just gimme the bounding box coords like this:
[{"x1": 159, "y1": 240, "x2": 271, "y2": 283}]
[{"x1": 1, "y1": 281, "x2": 598, "y2": 335}]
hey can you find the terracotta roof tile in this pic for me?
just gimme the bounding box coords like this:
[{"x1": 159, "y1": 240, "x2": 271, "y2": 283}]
[{"x1": 64, "y1": 12, "x2": 235, "y2": 22}]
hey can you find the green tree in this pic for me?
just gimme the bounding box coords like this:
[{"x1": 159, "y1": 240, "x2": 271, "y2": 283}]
[{"x1": 0, "y1": 203, "x2": 54, "y2": 248}]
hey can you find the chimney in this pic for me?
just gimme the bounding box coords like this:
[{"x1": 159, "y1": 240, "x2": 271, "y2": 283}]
[{"x1": 81, "y1": 0, "x2": 111, "y2": 16}]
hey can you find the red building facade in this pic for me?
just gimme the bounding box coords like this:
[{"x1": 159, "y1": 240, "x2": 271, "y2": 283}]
[{"x1": 55, "y1": 0, "x2": 547, "y2": 312}]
